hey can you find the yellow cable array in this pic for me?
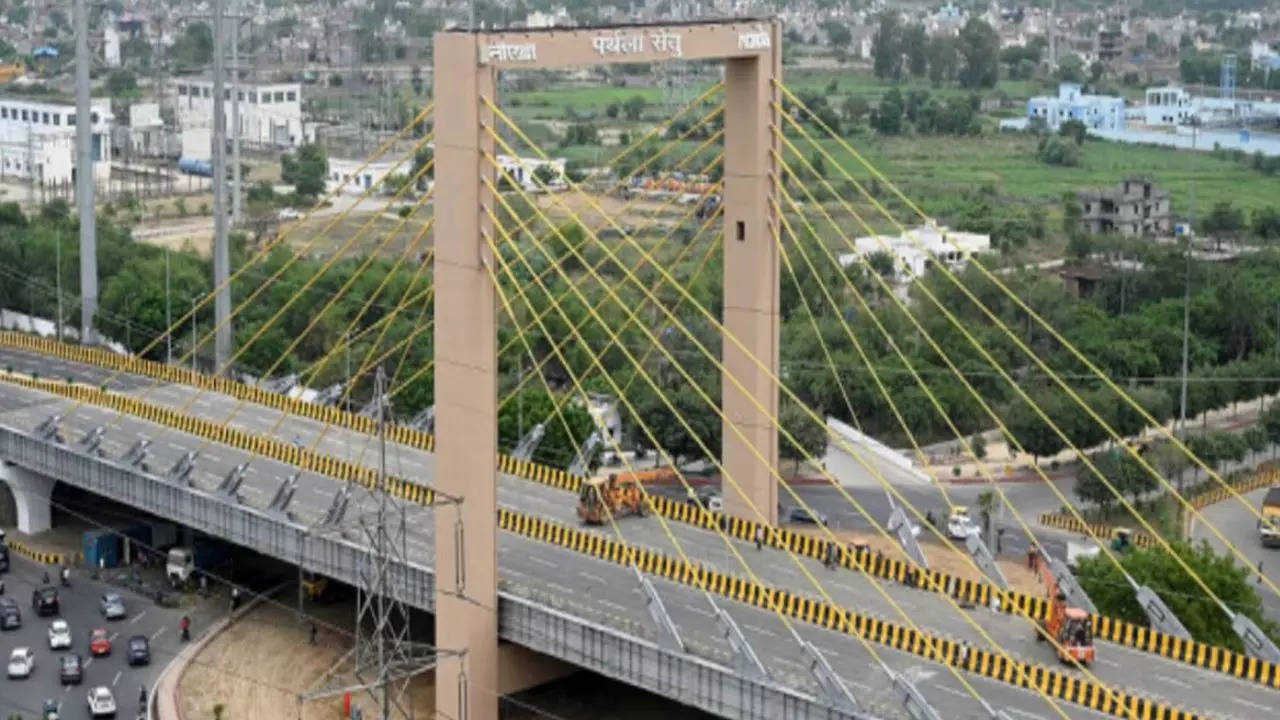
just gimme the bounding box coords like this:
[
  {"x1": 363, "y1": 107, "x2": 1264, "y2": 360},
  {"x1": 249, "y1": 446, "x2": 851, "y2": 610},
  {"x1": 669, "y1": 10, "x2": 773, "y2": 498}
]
[
  {"x1": 774, "y1": 96, "x2": 1280, "y2": 615},
  {"x1": 35, "y1": 106, "x2": 435, "y2": 430},
  {"x1": 479, "y1": 144, "x2": 1077, "y2": 719},
  {"x1": 477, "y1": 166, "x2": 1000, "y2": 716}
]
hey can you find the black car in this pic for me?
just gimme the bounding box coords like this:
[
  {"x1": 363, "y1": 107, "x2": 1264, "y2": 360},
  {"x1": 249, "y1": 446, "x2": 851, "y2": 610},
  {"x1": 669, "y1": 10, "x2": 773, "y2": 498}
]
[
  {"x1": 787, "y1": 506, "x2": 829, "y2": 526},
  {"x1": 0, "y1": 598, "x2": 19, "y2": 629},
  {"x1": 0, "y1": 544, "x2": 8, "y2": 572},
  {"x1": 31, "y1": 585, "x2": 59, "y2": 616},
  {"x1": 59, "y1": 653, "x2": 83, "y2": 684},
  {"x1": 126, "y1": 635, "x2": 150, "y2": 666}
]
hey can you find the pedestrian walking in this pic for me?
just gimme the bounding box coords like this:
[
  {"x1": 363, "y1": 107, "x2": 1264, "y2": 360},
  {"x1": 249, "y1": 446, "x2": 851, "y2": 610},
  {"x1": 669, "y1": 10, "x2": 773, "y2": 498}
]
[
  {"x1": 926, "y1": 510, "x2": 936, "y2": 528},
  {"x1": 1259, "y1": 559, "x2": 1265, "y2": 584},
  {"x1": 754, "y1": 526, "x2": 764, "y2": 551},
  {"x1": 231, "y1": 586, "x2": 241, "y2": 611},
  {"x1": 310, "y1": 623, "x2": 318, "y2": 645}
]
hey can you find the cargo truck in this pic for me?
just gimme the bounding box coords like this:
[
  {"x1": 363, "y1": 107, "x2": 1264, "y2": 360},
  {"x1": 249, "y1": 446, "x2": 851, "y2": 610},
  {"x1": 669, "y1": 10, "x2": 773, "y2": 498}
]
[
  {"x1": 1259, "y1": 487, "x2": 1280, "y2": 548},
  {"x1": 166, "y1": 540, "x2": 232, "y2": 587}
]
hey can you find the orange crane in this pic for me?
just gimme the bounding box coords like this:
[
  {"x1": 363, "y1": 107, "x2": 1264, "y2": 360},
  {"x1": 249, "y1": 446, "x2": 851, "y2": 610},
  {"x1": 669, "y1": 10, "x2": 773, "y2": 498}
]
[
  {"x1": 1032, "y1": 551, "x2": 1096, "y2": 666},
  {"x1": 0, "y1": 61, "x2": 25, "y2": 84}
]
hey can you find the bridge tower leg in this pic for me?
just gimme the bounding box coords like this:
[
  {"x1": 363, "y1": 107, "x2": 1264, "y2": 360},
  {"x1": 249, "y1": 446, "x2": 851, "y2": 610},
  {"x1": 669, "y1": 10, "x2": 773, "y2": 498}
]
[
  {"x1": 0, "y1": 462, "x2": 53, "y2": 534},
  {"x1": 433, "y1": 31, "x2": 500, "y2": 720},
  {"x1": 721, "y1": 26, "x2": 782, "y2": 527}
]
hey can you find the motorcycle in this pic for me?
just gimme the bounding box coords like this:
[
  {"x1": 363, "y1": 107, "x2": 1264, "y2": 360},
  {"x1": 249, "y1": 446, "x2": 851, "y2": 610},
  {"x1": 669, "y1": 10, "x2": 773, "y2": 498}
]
[{"x1": 42, "y1": 698, "x2": 58, "y2": 720}]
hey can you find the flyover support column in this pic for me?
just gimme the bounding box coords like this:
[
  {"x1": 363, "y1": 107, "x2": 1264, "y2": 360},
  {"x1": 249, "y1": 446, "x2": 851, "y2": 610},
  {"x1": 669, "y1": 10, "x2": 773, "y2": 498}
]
[
  {"x1": 0, "y1": 462, "x2": 54, "y2": 534},
  {"x1": 433, "y1": 31, "x2": 499, "y2": 720},
  {"x1": 722, "y1": 24, "x2": 781, "y2": 526}
]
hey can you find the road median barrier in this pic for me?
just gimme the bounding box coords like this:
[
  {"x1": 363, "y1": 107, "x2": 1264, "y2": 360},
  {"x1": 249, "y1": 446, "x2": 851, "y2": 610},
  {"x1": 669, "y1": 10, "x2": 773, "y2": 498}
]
[
  {"x1": 5, "y1": 537, "x2": 71, "y2": 565},
  {"x1": 4, "y1": 339, "x2": 1280, "y2": 691}
]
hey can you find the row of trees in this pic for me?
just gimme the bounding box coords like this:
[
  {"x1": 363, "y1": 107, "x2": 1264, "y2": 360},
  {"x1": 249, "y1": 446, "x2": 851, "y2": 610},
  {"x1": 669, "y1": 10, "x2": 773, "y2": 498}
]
[{"x1": 872, "y1": 14, "x2": 1001, "y2": 90}]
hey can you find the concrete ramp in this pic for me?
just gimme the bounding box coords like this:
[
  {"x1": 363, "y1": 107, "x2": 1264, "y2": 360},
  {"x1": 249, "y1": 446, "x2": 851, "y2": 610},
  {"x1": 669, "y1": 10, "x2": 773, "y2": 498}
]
[{"x1": 823, "y1": 417, "x2": 933, "y2": 488}]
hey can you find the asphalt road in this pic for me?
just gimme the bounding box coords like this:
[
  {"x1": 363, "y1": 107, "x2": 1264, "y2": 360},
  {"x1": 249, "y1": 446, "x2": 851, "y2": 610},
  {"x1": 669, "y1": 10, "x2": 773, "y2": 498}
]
[
  {"x1": 0, "y1": 350, "x2": 1277, "y2": 717},
  {"x1": 0, "y1": 555, "x2": 226, "y2": 720},
  {"x1": 1192, "y1": 487, "x2": 1280, "y2": 622}
]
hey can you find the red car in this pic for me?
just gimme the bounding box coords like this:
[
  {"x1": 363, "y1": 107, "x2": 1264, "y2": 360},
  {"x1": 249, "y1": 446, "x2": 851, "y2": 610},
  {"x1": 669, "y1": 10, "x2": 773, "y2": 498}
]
[{"x1": 89, "y1": 628, "x2": 111, "y2": 656}]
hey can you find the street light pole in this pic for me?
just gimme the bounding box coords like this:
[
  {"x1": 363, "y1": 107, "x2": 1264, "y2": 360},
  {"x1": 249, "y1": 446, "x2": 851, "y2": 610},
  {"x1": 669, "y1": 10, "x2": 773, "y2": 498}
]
[
  {"x1": 54, "y1": 234, "x2": 62, "y2": 342},
  {"x1": 1178, "y1": 123, "x2": 1197, "y2": 432},
  {"x1": 165, "y1": 249, "x2": 173, "y2": 364},
  {"x1": 74, "y1": 0, "x2": 97, "y2": 345}
]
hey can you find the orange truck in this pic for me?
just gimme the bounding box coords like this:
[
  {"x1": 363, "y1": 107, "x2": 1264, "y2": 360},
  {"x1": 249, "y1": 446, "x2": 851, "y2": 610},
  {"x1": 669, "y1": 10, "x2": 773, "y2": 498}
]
[
  {"x1": 576, "y1": 473, "x2": 649, "y2": 525},
  {"x1": 1032, "y1": 554, "x2": 1096, "y2": 666}
]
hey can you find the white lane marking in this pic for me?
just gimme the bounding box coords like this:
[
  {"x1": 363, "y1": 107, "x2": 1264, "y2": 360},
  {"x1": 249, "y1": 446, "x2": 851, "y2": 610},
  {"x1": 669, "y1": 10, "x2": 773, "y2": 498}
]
[
  {"x1": 933, "y1": 684, "x2": 971, "y2": 700},
  {"x1": 1095, "y1": 657, "x2": 1121, "y2": 668},
  {"x1": 683, "y1": 604, "x2": 714, "y2": 618},
  {"x1": 84, "y1": 657, "x2": 94, "y2": 669},
  {"x1": 150, "y1": 626, "x2": 167, "y2": 641},
  {"x1": 743, "y1": 623, "x2": 778, "y2": 638},
  {"x1": 1154, "y1": 674, "x2": 1193, "y2": 689},
  {"x1": 527, "y1": 555, "x2": 557, "y2": 569},
  {"x1": 167, "y1": 442, "x2": 186, "y2": 452},
  {"x1": 1232, "y1": 697, "x2": 1274, "y2": 712},
  {"x1": 109, "y1": 631, "x2": 119, "y2": 641},
  {"x1": 113, "y1": 670, "x2": 122, "y2": 686},
  {"x1": 546, "y1": 582, "x2": 576, "y2": 595},
  {"x1": 130, "y1": 610, "x2": 147, "y2": 625},
  {"x1": 1006, "y1": 708, "x2": 1050, "y2": 720},
  {"x1": 204, "y1": 453, "x2": 222, "y2": 463},
  {"x1": 578, "y1": 571, "x2": 607, "y2": 585}
]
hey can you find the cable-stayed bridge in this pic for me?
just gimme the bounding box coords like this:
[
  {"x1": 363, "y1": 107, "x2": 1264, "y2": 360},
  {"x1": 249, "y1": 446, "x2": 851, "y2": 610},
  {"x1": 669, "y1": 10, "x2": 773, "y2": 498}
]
[{"x1": 0, "y1": 18, "x2": 1278, "y2": 720}]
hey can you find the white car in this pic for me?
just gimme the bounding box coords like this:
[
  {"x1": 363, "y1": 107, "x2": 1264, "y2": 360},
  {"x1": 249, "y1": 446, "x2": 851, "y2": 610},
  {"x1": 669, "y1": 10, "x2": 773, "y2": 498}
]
[
  {"x1": 947, "y1": 507, "x2": 977, "y2": 540},
  {"x1": 7, "y1": 646, "x2": 34, "y2": 677},
  {"x1": 87, "y1": 685, "x2": 116, "y2": 717},
  {"x1": 277, "y1": 207, "x2": 300, "y2": 220},
  {"x1": 48, "y1": 619, "x2": 72, "y2": 649}
]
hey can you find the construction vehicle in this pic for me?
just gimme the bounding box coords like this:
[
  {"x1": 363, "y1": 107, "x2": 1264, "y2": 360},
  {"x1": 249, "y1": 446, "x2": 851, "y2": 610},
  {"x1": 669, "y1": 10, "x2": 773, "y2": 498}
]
[
  {"x1": 1109, "y1": 527, "x2": 1133, "y2": 552},
  {"x1": 0, "y1": 61, "x2": 24, "y2": 84},
  {"x1": 577, "y1": 473, "x2": 648, "y2": 525},
  {"x1": 1259, "y1": 487, "x2": 1280, "y2": 547},
  {"x1": 1032, "y1": 553, "x2": 1096, "y2": 666}
]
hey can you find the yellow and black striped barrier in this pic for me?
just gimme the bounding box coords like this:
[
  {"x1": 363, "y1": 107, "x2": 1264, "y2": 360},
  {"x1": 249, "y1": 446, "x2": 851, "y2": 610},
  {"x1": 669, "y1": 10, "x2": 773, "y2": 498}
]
[
  {"x1": 3, "y1": 334, "x2": 1279, "y2": 691},
  {"x1": 499, "y1": 508, "x2": 1205, "y2": 720},
  {"x1": 1187, "y1": 466, "x2": 1277, "y2": 510},
  {"x1": 1036, "y1": 514, "x2": 1159, "y2": 549},
  {"x1": 5, "y1": 538, "x2": 72, "y2": 566}
]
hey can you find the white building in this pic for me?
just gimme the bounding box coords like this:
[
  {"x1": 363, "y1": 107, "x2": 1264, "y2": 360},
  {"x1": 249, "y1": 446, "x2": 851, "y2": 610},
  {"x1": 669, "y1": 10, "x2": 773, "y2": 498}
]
[
  {"x1": 114, "y1": 102, "x2": 170, "y2": 158},
  {"x1": 840, "y1": 223, "x2": 990, "y2": 285},
  {"x1": 172, "y1": 78, "x2": 309, "y2": 154},
  {"x1": 327, "y1": 157, "x2": 404, "y2": 195},
  {"x1": 1142, "y1": 86, "x2": 1195, "y2": 126},
  {"x1": 1140, "y1": 85, "x2": 1280, "y2": 128},
  {"x1": 1026, "y1": 83, "x2": 1125, "y2": 131},
  {"x1": 0, "y1": 95, "x2": 112, "y2": 188}
]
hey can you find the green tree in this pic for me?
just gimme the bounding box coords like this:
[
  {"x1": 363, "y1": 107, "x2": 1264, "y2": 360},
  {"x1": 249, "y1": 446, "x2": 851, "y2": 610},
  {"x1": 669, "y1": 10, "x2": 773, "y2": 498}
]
[
  {"x1": 1036, "y1": 136, "x2": 1081, "y2": 167},
  {"x1": 1059, "y1": 119, "x2": 1087, "y2": 145},
  {"x1": 1057, "y1": 53, "x2": 1086, "y2": 83},
  {"x1": 1202, "y1": 201, "x2": 1245, "y2": 243},
  {"x1": 1252, "y1": 207, "x2": 1280, "y2": 240},
  {"x1": 280, "y1": 144, "x2": 327, "y2": 199},
  {"x1": 171, "y1": 22, "x2": 213, "y2": 70},
  {"x1": 822, "y1": 20, "x2": 852, "y2": 48},
  {"x1": 499, "y1": 388, "x2": 599, "y2": 469},
  {"x1": 872, "y1": 11, "x2": 903, "y2": 81},
  {"x1": 779, "y1": 399, "x2": 827, "y2": 476},
  {"x1": 927, "y1": 35, "x2": 958, "y2": 86},
  {"x1": 622, "y1": 95, "x2": 646, "y2": 121},
  {"x1": 1076, "y1": 540, "x2": 1278, "y2": 652},
  {"x1": 841, "y1": 95, "x2": 870, "y2": 127},
  {"x1": 870, "y1": 88, "x2": 904, "y2": 135},
  {"x1": 957, "y1": 18, "x2": 999, "y2": 89},
  {"x1": 903, "y1": 24, "x2": 928, "y2": 78}
]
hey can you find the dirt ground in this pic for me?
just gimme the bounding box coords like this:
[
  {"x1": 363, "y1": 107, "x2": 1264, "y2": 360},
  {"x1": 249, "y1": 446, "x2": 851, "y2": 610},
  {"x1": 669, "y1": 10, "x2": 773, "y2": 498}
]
[
  {"x1": 790, "y1": 525, "x2": 1041, "y2": 597},
  {"x1": 179, "y1": 600, "x2": 440, "y2": 720}
]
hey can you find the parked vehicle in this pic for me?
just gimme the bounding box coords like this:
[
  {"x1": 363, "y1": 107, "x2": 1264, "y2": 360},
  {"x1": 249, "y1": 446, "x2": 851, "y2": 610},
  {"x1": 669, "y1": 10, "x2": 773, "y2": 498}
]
[
  {"x1": 1260, "y1": 487, "x2": 1280, "y2": 548},
  {"x1": 577, "y1": 474, "x2": 648, "y2": 525},
  {"x1": 0, "y1": 597, "x2": 20, "y2": 629},
  {"x1": 787, "y1": 506, "x2": 829, "y2": 526}
]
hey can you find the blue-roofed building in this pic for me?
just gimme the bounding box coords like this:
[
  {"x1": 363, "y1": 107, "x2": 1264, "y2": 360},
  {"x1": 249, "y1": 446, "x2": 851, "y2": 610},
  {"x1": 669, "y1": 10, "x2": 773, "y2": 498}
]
[{"x1": 1026, "y1": 83, "x2": 1125, "y2": 132}]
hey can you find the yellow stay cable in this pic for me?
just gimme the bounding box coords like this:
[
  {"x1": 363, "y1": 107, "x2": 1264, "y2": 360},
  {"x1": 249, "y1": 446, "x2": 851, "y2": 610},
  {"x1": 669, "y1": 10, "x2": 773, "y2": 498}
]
[
  {"x1": 480, "y1": 150, "x2": 1078, "y2": 719},
  {"x1": 391, "y1": 122, "x2": 727, "y2": 408},
  {"x1": 775, "y1": 102, "x2": 1280, "y2": 614},
  {"x1": 478, "y1": 179, "x2": 1005, "y2": 715},
  {"x1": 41, "y1": 106, "x2": 434, "y2": 429},
  {"x1": 94, "y1": 149, "x2": 437, "y2": 447}
]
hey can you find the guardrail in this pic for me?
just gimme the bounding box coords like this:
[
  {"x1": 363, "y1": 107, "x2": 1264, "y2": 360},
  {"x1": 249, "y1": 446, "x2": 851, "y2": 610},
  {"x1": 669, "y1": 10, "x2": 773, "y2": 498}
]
[
  {"x1": 0, "y1": 422, "x2": 859, "y2": 720},
  {"x1": 4, "y1": 537, "x2": 73, "y2": 565},
  {"x1": 3, "y1": 337, "x2": 1277, "y2": 694}
]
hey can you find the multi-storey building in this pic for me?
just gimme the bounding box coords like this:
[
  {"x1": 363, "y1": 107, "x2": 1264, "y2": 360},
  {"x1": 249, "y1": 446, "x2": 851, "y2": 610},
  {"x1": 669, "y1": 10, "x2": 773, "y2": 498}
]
[
  {"x1": 171, "y1": 78, "x2": 309, "y2": 154},
  {"x1": 1026, "y1": 83, "x2": 1126, "y2": 131},
  {"x1": 0, "y1": 95, "x2": 112, "y2": 188},
  {"x1": 1077, "y1": 177, "x2": 1172, "y2": 237}
]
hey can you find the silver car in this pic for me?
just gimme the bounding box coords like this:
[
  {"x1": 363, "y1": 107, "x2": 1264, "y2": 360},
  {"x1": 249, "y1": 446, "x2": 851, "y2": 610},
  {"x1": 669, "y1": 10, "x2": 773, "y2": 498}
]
[{"x1": 99, "y1": 593, "x2": 126, "y2": 620}]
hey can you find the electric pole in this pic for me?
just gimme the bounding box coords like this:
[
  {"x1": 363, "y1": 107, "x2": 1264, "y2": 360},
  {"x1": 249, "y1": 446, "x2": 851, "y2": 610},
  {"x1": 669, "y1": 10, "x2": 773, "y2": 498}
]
[
  {"x1": 1179, "y1": 123, "x2": 1197, "y2": 432},
  {"x1": 231, "y1": 0, "x2": 242, "y2": 223},
  {"x1": 75, "y1": 0, "x2": 98, "y2": 345},
  {"x1": 212, "y1": 0, "x2": 233, "y2": 373}
]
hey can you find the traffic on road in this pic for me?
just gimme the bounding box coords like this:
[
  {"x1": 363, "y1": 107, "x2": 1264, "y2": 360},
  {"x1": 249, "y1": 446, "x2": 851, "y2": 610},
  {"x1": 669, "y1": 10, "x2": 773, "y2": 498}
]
[{"x1": 0, "y1": 555, "x2": 221, "y2": 720}]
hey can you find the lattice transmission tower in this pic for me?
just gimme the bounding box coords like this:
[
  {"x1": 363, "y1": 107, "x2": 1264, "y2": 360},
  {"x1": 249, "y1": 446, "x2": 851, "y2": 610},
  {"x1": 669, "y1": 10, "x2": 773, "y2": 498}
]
[{"x1": 304, "y1": 367, "x2": 445, "y2": 720}]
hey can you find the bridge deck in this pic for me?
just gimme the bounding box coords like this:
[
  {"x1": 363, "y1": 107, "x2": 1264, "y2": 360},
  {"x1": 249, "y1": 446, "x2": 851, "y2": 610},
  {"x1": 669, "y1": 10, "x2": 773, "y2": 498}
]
[{"x1": 0, "y1": 346, "x2": 1271, "y2": 718}]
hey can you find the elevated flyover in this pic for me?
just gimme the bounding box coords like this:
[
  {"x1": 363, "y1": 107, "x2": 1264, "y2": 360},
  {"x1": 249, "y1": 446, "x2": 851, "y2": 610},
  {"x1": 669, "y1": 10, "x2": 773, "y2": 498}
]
[{"x1": 0, "y1": 338, "x2": 1273, "y2": 719}]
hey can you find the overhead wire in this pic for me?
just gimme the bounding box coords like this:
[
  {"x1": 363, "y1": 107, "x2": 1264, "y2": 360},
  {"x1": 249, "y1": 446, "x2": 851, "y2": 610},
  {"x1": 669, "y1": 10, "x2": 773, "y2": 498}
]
[{"x1": 479, "y1": 142, "x2": 1077, "y2": 719}]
